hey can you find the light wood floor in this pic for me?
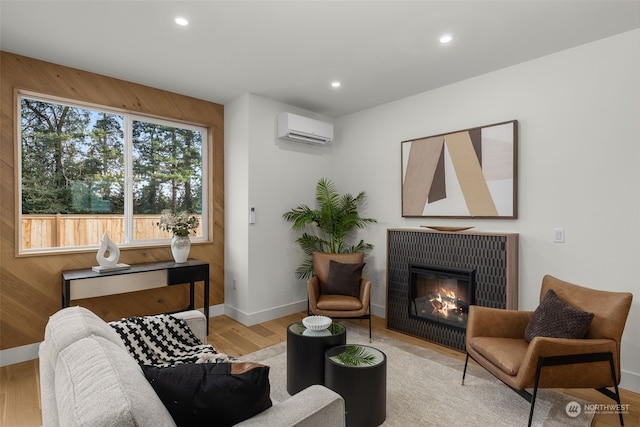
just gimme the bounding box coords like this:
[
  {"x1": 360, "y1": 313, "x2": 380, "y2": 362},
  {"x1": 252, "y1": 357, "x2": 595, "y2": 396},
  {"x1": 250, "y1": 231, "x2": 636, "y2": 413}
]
[{"x1": 1, "y1": 313, "x2": 638, "y2": 426}]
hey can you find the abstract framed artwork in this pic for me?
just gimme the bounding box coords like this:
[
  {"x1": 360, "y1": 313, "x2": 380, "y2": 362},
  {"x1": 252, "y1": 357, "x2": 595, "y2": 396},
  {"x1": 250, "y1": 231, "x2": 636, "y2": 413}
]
[{"x1": 401, "y1": 120, "x2": 518, "y2": 218}]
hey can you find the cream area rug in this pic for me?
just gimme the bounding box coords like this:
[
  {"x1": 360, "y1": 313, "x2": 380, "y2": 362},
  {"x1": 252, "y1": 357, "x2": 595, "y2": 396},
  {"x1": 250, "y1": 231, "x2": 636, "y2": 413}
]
[{"x1": 243, "y1": 324, "x2": 594, "y2": 427}]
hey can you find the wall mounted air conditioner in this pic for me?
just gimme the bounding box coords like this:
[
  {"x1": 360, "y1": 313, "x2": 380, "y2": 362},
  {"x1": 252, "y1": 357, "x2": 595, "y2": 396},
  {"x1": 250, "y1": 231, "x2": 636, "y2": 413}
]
[{"x1": 277, "y1": 112, "x2": 334, "y2": 146}]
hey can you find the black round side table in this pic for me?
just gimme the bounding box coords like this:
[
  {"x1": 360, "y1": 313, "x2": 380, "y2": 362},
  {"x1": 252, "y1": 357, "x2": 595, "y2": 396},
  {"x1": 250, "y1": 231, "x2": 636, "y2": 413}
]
[
  {"x1": 286, "y1": 322, "x2": 346, "y2": 395},
  {"x1": 324, "y1": 344, "x2": 387, "y2": 427}
]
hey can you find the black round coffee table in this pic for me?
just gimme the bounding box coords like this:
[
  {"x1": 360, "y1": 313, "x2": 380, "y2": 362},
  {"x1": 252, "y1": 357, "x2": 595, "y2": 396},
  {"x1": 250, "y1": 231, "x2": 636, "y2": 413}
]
[
  {"x1": 324, "y1": 344, "x2": 387, "y2": 427},
  {"x1": 286, "y1": 321, "x2": 346, "y2": 395}
]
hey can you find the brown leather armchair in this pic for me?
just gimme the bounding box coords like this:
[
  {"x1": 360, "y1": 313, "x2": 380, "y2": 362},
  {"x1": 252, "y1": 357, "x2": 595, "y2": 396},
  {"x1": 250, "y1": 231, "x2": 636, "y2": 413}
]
[
  {"x1": 307, "y1": 252, "x2": 372, "y2": 340},
  {"x1": 462, "y1": 275, "x2": 633, "y2": 427}
]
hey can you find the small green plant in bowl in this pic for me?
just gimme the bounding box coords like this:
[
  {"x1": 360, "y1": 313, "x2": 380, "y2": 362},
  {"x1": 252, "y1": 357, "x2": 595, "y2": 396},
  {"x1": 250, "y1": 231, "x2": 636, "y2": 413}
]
[{"x1": 330, "y1": 345, "x2": 377, "y2": 367}]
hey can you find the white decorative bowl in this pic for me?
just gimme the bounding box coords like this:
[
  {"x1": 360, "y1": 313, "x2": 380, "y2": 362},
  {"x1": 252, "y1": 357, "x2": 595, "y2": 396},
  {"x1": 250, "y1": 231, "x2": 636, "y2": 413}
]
[
  {"x1": 302, "y1": 315, "x2": 332, "y2": 331},
  {"x1": 303, "y1": 328, "x2": 332, "y2": 337}
]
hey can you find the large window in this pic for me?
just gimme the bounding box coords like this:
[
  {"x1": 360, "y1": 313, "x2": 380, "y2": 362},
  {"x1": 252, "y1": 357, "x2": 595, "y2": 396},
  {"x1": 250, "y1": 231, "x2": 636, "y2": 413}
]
[{"x1": 18, "y1": 92, "x2": 207, "y2": 253}]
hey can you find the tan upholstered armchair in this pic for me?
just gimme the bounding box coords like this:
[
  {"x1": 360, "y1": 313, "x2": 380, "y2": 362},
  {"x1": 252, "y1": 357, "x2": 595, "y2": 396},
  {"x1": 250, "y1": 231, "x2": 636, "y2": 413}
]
[
  {"x1": 307, "y1": 252, "x2": 372, "y2": 340},
  {"x1": 462, "y1": 275, "x2": 633, "y2": 427}
]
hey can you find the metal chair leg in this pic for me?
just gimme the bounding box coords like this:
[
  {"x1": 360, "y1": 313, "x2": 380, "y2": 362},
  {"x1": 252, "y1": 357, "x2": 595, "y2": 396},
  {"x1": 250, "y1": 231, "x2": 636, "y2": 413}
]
[
  {"x1": 461, "y1": 353, "x2": 470, "y2": 385},
  {"x1": 528, "y1": 358, "x2": 545, "y2": 427},
  {"x1": 597, "y1": 353, "x2": 625, "y2": 426}
]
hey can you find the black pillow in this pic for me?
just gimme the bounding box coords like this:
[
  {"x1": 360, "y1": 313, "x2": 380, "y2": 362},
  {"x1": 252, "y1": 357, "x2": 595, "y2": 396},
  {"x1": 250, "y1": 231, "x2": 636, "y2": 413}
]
[
  {"x1": 524, "y1": 289, "x2": 594, "y2": 343},
  {"x1": 324, "y1": 260, "x2": 365, "y2": 298},
  {"x1": 142, "y1": 362, "x2": 272, "y2": 427}
]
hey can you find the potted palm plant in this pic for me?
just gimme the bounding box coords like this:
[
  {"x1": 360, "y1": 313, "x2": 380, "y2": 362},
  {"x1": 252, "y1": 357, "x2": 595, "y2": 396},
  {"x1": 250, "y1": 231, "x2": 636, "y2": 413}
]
[{"x1": 282, "y1": 178, "x2": 377, "y2": 279}]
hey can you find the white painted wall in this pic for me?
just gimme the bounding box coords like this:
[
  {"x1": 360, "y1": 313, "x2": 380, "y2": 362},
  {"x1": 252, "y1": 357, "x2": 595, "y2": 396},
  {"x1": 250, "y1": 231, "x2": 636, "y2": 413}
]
[
  {"x1": 333, "y1": 29, "x2": 640, "y2": 391},
  {"x1": 225, "y1": 94, "x2": 334, "y2": 324},
  {"x1": 225, "y1": 29, "x2": 639, "y2": 391},
  {"x1": 224, "y1": 94, "x2": 251, "y2": 316}
]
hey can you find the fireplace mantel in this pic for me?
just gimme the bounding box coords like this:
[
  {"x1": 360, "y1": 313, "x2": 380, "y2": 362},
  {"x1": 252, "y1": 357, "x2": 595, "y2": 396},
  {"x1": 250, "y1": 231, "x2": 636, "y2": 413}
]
[{"x1": 386, "y1": 228, "x2": 518, "y2": 351}]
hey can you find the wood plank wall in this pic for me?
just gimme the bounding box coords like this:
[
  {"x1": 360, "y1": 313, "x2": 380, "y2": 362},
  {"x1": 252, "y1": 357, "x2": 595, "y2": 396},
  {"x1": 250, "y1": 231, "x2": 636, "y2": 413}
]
[{"x1": 0, "y1": 52, "x2": 225, "y2": 350}]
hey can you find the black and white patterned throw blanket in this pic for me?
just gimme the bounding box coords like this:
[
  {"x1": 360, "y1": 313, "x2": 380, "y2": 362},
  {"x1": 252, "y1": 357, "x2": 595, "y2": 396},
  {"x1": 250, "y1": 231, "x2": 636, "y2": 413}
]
[{"x1": 109, "y1": 314, "x2": 236, "y2": 367}]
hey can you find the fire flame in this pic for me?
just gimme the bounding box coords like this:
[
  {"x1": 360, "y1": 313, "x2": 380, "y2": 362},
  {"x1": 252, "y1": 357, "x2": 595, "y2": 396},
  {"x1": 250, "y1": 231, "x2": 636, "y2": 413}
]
[{"x1": 429, "y1": 287, "x2": 461, "y2": 317}]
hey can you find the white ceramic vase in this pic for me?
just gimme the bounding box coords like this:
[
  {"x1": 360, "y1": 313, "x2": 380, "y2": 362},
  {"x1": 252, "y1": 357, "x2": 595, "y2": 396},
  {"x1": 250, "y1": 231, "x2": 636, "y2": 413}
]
[{"x1": 171, "y1": 235, "x2": 191, "y2": 263}]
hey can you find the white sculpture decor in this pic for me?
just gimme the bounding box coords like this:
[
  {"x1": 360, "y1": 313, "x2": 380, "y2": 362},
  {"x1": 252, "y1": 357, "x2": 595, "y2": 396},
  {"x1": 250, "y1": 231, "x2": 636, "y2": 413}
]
[{"x1": 92, "y1": 232, "x2": 130, "y2": 273}]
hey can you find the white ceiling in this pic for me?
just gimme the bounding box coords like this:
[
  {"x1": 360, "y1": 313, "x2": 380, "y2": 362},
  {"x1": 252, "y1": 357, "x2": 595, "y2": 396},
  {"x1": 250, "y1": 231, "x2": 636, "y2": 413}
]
[{"x1": 1, "y1": 0, "x2": 639, "y2": 118}]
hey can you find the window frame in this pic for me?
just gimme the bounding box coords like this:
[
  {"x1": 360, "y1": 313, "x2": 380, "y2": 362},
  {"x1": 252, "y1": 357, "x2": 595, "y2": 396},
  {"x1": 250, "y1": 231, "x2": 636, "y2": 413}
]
[{"x1": 17, "y1": 90, "x2": 209, "y2": 255}]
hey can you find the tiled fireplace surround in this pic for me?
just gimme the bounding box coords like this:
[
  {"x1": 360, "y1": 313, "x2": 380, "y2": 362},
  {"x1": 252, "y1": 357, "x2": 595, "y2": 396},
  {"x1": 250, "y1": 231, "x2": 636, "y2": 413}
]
[{"x1": 386, "y1": 228, "x2": 519, "y2": 351}]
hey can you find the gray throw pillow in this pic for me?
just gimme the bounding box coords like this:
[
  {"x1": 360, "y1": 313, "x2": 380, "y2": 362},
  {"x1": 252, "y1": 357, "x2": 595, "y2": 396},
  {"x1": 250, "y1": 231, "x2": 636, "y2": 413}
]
[
  {"x1": 524, "y1": 289, "x2": 594, "y2": 342},
  {"x1": 324, "y1": 260, "x2": 365, "y2": 298}
]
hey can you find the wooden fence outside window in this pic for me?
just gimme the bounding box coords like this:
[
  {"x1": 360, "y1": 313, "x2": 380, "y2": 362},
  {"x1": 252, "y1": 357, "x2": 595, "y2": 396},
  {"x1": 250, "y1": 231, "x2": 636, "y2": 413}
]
[{"x1": 21, "y1": 214, "x2": 202, "y2": 249}]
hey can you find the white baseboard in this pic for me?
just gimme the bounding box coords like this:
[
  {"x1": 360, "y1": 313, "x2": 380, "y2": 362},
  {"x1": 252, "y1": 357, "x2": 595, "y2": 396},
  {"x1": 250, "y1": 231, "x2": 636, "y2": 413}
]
[
  {"x1": 224, "y1": 300, "x2": 308, "y2": 326},
  {"x1": 224, "y1": 301, "x2": 388, "y2": 327},
  {"x1": 621, "y1": 369, "x2": 640, "y2": 394},
  {"x1": 371, "y1": 302, "x2": 386, "y2": 319},
  {"x1": 0, "y1": 342, "x2": 40, "y2": 367},
  {"x1": 224, "y1": 301, "x2": 386, "y2": 328},
  {"x1": 207, "y1": 303, "x2": 225, "y2": 317}
]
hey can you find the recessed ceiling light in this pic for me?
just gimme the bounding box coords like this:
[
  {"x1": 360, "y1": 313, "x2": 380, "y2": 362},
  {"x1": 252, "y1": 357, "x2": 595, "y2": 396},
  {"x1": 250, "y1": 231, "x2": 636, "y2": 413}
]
[
  {"x1": 175, "y1": 17, "x2": 189, "y2": 26},
  {"x1": 439, "y1": 34, "x2": 453, "y2": 44},
  {"x1": 331, "y1": 81, "x2": 341, "y2": 88}
]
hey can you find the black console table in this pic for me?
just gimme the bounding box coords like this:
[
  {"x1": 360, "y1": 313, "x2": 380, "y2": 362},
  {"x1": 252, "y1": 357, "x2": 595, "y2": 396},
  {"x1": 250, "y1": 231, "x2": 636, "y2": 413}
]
[{"x1": 61, "y1": 259, "x2": 210, "y2": 334}]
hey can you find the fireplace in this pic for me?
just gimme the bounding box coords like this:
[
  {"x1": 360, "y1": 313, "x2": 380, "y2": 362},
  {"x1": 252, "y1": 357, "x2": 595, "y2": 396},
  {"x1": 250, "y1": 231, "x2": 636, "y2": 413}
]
[
  {"x1": 387, "y1": 229, "x2": 518, "y2": 351},
  {"x1": 409, "y1": 265, "x2": 475, "y2": 331}
]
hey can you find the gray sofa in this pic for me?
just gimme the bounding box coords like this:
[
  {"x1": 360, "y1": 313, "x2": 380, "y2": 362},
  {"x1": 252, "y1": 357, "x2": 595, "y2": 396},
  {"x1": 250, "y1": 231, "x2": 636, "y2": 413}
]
[{"x1": 39, "y1": 306, "x2": 345, "y2": 427}]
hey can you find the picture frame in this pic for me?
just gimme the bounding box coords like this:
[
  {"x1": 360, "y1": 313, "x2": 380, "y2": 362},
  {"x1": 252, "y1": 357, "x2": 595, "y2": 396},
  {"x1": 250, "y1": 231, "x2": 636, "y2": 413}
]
[{"x1": 401, "y1": 120, "x2": 518, "y2": 218}]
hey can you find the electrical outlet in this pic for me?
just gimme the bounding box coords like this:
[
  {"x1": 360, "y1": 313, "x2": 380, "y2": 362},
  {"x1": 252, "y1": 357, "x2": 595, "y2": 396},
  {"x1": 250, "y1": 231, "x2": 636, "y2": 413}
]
[{"x1": 232, "y1": 278, "x2": 237, "y2": 290}]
